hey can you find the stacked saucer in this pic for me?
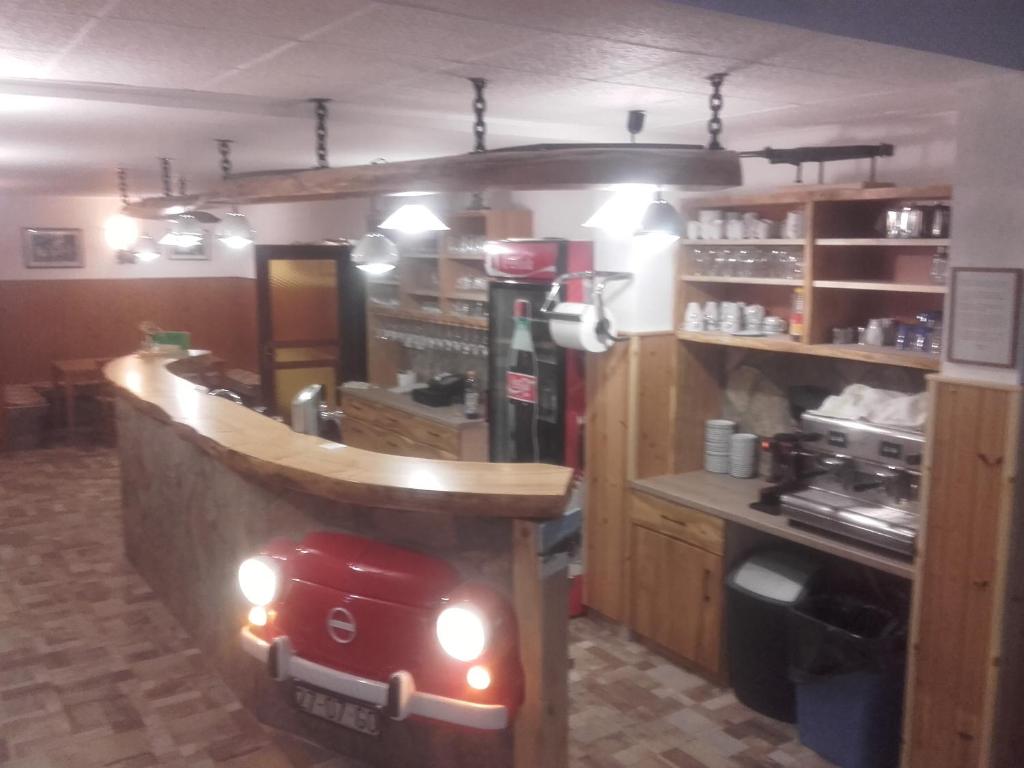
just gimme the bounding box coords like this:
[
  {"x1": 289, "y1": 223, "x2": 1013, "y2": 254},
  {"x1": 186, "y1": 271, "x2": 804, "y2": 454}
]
[
  {"x1": 729, "y1": 433, "x2": 759, "y2": 478},
  {"x1": 705, "y1": 419, "x2": 736, "y2": 473}
]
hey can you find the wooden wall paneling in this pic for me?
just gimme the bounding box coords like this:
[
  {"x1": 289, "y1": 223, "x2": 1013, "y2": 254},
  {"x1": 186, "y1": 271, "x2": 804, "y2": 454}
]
[
  {"x1": 513, "y1": 520, "x2": 569, "y2": 768},
  {"x1": 903, "y1": 378, "x2": 1022, "y2": 768},
  {"x1": 583, "y1": 339, "x2": 631, "y2": 621},
  {"x1": 0, "y1": 278, "x2": 258, "y2": 385},
  {"x1": 630, "y1": 333, "x2": 678, "y2": 479},
  {"x1": 990, "y1": 403, "x2": 1024, "y2": 768},
  {"x1": 674, "y1": 342, "x2": 724, "y2": 473}
]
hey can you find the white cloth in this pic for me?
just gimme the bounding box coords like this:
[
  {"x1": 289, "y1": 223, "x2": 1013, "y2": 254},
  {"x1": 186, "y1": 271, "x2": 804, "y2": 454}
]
[{"x1": 816, "y1": 384, "x2": 928, "y2": 429}]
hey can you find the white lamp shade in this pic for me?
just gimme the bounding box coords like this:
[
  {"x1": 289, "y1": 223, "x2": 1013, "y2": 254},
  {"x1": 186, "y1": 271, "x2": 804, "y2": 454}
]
[
  {"x1": 218, "y1": 209, "x2": 254, "y2": 249},
  {"x1": 582, "y1": 185, "x2": 656, "y2": 237},
  {"x1": 173, "y1": 212, "x2": 203, "y2": 248},
  {"x1": 379, "y1": 203, "x2": 449, "y2": 234},
  {"x1": 134, "y1": 233, "x2": 160, "y2": 262},
  {"x1": 104, "y1": 213, "x2": 139, "y2": 251},
  {"x1": 353, "y1": 231, "x2": 399, "y2": 274}
]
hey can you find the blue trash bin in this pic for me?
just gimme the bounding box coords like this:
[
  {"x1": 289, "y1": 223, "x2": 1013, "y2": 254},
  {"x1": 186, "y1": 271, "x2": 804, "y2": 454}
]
[{"x1": 789, "y1": 596, "x2": 906, "y2": 768}]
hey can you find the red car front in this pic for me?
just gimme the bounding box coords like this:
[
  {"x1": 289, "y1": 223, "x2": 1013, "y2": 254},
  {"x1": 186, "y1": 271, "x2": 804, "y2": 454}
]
[{"x1": 237, "y1": 532, "x2": 523, "y2": 735}]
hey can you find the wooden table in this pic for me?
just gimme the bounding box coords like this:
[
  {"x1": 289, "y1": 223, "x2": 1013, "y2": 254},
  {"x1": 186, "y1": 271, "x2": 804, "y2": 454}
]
[{"x1": 51, "y1": 357, "x2": 110, "y2": 441}]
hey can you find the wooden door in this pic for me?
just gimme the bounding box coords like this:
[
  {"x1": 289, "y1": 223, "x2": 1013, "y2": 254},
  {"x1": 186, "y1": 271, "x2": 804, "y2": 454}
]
[
  {"x1": 256, "y1": 245, "x2": 366, "y2": 418},
  {"x1": 630, "y1": 524, "x2": 724, "y2": 675}
]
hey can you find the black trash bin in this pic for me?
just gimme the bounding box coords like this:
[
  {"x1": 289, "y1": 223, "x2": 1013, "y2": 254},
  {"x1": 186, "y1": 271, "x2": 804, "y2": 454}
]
[
  {"x1": 789, "y1": 595, "x2": 906, "y2": 768},
  {"x1": 726, "y1": 550, "x2": 821, "y2": 722}
]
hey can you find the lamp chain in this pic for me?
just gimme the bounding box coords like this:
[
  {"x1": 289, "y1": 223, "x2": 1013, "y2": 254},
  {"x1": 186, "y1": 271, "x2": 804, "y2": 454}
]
[
  {"x1": 160, "y1": 157, "x2": 172, "y2": 197},
  {"x1": 117, "y1": 167, "x2": 129, "y2": 206},
  {"x1": 217, "y1": 139, "x2": 233, "y2": 179},
  {"x1": 312, "y1": 99, "x2": 330, "y2": 168},
  {"x1": 707, "y1": 72, "x2": 726, "y2": 150},
  {"x1": 470, "y1": 78, "x2": 487, "y2": 153}
]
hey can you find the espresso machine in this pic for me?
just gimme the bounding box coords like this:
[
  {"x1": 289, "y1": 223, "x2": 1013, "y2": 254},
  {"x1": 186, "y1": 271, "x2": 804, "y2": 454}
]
[{"x1": 779, "y1": 412, "x2": 925, "y2": 556}]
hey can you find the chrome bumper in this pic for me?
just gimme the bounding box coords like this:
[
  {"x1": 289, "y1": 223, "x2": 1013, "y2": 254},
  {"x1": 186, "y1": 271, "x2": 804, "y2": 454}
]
[{"x1": 240, "y1": 627, "x2": 509, "y2": 730}]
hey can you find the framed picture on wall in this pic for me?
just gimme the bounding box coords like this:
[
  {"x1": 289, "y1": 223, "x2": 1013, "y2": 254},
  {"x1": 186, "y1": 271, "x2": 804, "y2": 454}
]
[
  {"x1": 165, "y1": 228, "x2": 212, "y2": 261},
  {"x1": 22, "y1": 227, "x2": 84, "y2": 268}
]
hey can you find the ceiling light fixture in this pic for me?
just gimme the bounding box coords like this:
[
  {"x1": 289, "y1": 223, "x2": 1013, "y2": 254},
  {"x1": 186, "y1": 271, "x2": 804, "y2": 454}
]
[
  {"x1": 636, "y1": 190, "x2": 683, "y2": 243},
  {"x1": 353, "y1": 196, "x2": 398, "y2": 275},
  {"x1": 582, "y1": 184, "x2": 656, "y2": 238},
  {"x1": 379, "y1": 203, "x2": 449, "y2": 234},
  {"x1": 215, "y1": 139, "x2": 254, "y2": 250}
]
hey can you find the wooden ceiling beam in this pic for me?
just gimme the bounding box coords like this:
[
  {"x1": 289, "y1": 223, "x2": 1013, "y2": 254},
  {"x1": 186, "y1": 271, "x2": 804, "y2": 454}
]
[{"x1": 123, "y1": 145, "x2": 742, "y2": 218}]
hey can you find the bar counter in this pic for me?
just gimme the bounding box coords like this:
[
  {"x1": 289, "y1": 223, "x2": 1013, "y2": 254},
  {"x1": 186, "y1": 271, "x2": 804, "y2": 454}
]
[
  {"x1": 104, "y1": 352, "x2": 572, "y2": 517},
  {"x1": 104, "y1": 352, "x2": 572, "y2": 768}
]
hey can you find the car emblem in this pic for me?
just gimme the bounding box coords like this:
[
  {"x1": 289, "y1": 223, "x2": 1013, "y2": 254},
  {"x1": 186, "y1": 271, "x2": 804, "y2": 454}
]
[{"x1": 326, "y1": 606, "x2": 357, "y2": 644}]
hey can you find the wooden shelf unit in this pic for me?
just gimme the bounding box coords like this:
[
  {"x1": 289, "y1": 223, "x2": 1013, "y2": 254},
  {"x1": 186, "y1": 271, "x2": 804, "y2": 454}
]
[
  {"x1": 678, "y1": 184, "x2": 950, "y2": 364},
  {"x1": 812, "y1": 280, "x2": 947, "y2": 294},
  {"x1": 816, "y1": 238, "x2": 949, "y2": 247},
  {"x1": 366, "y1": 208, "x2": 532, "y2": 386}
]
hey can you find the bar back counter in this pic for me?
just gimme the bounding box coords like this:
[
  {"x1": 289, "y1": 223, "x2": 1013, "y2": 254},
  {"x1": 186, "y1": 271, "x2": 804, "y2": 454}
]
[{"x1": 104, "y1": 352, "x2": 574, "y2": 768}]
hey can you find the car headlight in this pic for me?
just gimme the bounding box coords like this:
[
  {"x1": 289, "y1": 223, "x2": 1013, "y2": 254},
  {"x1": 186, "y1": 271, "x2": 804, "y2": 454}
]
[
  {"x1": 238, "y1": 556, "x2": 279, "y2": 607},
  {"x1": 436, "y1": 605, "x2": 488, "y2": 662}
]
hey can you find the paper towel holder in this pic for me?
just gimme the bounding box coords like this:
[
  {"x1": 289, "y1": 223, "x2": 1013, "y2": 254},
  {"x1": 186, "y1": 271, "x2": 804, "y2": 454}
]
[{"x1": 541, "y1": 270, "x2": 632, "y2": 346}]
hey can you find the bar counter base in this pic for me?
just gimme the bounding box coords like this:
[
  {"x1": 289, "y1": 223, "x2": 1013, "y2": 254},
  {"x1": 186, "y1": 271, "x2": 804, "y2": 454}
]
[{"x1": 115, "y1": 397, "x2": 567, "y2": 768}]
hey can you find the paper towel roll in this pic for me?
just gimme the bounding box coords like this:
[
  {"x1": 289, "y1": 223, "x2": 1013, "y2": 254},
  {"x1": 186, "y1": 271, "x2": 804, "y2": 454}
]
[{"x1": 549, "y1": 302, "x2": 617, "y2": 353}]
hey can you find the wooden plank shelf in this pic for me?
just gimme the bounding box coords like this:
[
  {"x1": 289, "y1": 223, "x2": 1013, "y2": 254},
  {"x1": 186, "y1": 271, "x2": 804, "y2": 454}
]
[
  {"x1": 449, "y1": 290, "x2": 488, "y2": 301},
  {"x1": 405, "y1": 288, "x2": 441, "y2": 297},
  {"x1": 809, "y1": 344, "x2": 940, "y2": 370},
  {"x1": 676, "y1": 330, "x2": 803, "y2": 353},
  {"x1": 369, "y1": 305, "x2": 488, "y2": 329},
  {"x1": 812, "y1": 280, "x2": 947, "y2": 294},
  {"x1": 682, "y1": 239, "x2": 805, "y2": 246},
  {"x1": 677, "y1": 330, "x2": 941, "y2": 370},
  {"x1": 682, "y1": 276, "x2": 802, "y2": 286},
  {"x1": 816, "y1": 238, "x2": 949, "y2": 247}
]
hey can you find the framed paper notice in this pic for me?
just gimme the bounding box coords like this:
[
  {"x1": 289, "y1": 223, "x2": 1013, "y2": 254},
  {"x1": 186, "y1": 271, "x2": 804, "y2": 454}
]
[{"x1": 949, "y1": 267, "x2": 1023, "y2": 368}]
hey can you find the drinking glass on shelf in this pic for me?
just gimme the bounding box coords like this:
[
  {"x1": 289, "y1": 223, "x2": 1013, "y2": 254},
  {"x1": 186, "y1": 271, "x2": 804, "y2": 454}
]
[{"x1": 722, "y1": 248, "x2": 736, "y2": 277}]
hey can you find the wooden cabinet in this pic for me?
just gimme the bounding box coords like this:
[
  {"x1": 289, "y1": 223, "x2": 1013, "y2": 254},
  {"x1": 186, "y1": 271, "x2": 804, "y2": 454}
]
[
  {"x1": 340, "y1": 390, "x2": 487, "y2": 461},
  {"x1": 628, "y1": 490, "x2": 725, "y2": 676}
]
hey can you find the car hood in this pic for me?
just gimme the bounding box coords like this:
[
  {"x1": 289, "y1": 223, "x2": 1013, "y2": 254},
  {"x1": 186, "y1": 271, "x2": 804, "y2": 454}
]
[{"x1": 284, "y1": 532, "x2": 462, "y2": 609}]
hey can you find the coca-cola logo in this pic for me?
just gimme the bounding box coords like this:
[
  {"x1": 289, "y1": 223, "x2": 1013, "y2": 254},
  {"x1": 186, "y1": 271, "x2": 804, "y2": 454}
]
[{"x1": 506, "y1": 371, "x2": 538, "y2": 404}]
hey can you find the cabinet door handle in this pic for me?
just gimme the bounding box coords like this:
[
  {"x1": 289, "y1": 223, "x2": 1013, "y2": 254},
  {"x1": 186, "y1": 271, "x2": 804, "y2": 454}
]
[
  {"x1": 702, "y1": 568, "x2": 711, "y2": 602},
  {"x1": 660, "y1": 514, "x2": 687, "y2": 529}
]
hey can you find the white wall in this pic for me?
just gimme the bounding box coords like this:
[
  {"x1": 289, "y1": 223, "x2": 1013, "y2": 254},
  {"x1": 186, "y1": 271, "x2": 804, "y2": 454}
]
[
  {"x1": 942, "y1": 73, "x2": 1024, "y2": 385},
  {"x1": 0, "y1": 194, "x2": 372, "y2": 281}
]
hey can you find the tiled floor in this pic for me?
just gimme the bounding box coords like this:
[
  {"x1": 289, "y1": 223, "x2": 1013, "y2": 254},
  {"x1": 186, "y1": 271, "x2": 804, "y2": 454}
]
[{"x1": 0, "y1": 447, "x2": 833, "y2": 767}]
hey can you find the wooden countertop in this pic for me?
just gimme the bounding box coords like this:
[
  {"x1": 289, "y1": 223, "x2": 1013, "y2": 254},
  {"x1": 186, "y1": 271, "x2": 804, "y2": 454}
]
[
  {"x1": 104, "y1": 353, "x2": 572, "y2": 519},
  {"x1": 632, "y1": 471, "x2": 916, "y2": 580},
  {"x1": 339, "y1": 384, "x2": 485, "y2": 429}
]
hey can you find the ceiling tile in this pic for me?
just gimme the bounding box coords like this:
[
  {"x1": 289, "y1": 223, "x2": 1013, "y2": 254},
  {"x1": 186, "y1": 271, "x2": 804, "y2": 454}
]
[
  {"x1": 107, "y1": 0, "x2": 374, "y2": 41},
  {"x1": 762, "y1": 35, "x2": 1005, "y2": 86},
  {"x1": 610, "y1": 51, "x2": 751, "y2": 95},
  {"x1": 0, "y1": 0, "x2": 114, "y2": 16},
  {"x1": 473, "y1": 34, "x2": 683, "y2": 80},
  {"x1": 379, "y1": 0, "x2": 808, "y2": 59},
  {"x1": 71, "y1": 17, "x2": 287, "y2": 71},
  {"x1": 312, "y1": 4, "x2": 534, "y2": 62},
  {"x1": 0, "y1": 9, "x2": 93, "y2": 52},
  {"x1": 210, "y1": 44, "x2": 439, "y2": 98},
  {"x1": 722, "y1": 63, "x2": 899, "y2": 104},
  {"x1": 48, "y1": 52, "x2": 230, "y2": 89}
]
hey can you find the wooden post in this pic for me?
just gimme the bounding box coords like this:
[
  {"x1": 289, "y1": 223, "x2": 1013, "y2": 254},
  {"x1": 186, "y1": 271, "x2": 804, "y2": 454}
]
[{"x1": 513, "y1": 520, "x2": 569, "y2": 768}]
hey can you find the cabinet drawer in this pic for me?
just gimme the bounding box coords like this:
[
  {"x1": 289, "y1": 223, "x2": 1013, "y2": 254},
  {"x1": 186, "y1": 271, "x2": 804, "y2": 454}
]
[
  {"x1": 342, "y1": 394, "x2": 459, "y2": 454},
  {"x1": 343, "y1": 417, "x2": 457, "y2": 461},
  {"x1": 629, "y1": 490, "x2": 725, "y2": 556}
]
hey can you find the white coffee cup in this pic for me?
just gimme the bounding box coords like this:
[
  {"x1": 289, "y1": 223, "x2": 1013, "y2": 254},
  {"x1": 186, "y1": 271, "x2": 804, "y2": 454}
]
[
  {"x1": 397, "y1": 370, "x2": 416, "y2": 389},
  {"x1": 784, "y1": 210, "x2": 804, "y2": 239},
  {"x1": 686, "y1": 220, "x2": 703, "y2": 240},
  {"x1": 703, "y1": 301, "x2": 720, "y2": 330},
  {"x1": 720, "y1": 302, "x2": 742, "y2": 333}
]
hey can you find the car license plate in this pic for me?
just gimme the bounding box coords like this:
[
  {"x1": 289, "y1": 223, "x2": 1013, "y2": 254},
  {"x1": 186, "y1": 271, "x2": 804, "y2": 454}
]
[{"x1": 293, "y1": 683, "x2": 381, "y2": 737}]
